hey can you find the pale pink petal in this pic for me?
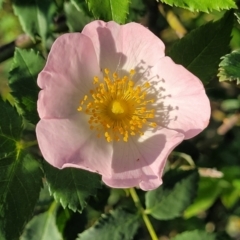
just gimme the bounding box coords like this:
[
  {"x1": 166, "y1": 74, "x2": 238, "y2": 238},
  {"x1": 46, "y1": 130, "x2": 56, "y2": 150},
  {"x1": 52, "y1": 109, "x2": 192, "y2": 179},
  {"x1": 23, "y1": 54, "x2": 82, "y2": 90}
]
[
  {"x1": 36, "y1": 115, "x2": 113, "y2": 177},
  {"x1": 119, "y1": 22, "x2": 165, "y2": 72},
  {"x1": 148, "y1": 57, "x2": 210, "y2": 139},
  {"x1": 37, "y1": 74, "x2": 81, "y2": 119},
  {"x1": 38, "y1": 33, "x2": 101, "y2": 119},
  {"x1": 82, "y1": 21, "x2": 123, "y2": 72},
  {"x1": 102, "y1": 128, "x2": 184, "y2": 190},
  {"x1": 82, "y1": 21, "x2": 165, "y2": 73}
]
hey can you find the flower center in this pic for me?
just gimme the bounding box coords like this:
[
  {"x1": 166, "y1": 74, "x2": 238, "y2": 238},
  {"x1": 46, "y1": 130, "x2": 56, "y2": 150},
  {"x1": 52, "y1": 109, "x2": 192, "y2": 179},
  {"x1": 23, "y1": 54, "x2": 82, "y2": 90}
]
[
  {"x1": 111, "y1": 100, "x2": 125, "y2": 115},
  {"x1": 77, "y1": 68, "x2": 157, "y2": 142}
]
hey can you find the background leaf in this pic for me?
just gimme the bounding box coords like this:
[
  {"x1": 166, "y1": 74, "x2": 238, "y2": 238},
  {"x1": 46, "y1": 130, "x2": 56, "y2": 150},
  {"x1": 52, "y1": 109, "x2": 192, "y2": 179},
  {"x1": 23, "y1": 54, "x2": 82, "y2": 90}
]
[
  {"x1": 44, "y1": 162, "x2": 102, "y2": 212},
  {"x1": 0, "y1": 99, "x2": 43, "y2": 240},
  {"x1": 12, "y1": 0, "x2": 57, "y2": 45},
  {"x1": 65, "y1": 1, "x2": 93, "y2": 32},
  {"x1": 171, "y1": 230, "x2": 216, "y2": 240},
  {"x1": 168, "y1": 11, "x2": 234, "y2": 84},
  {"x1": 8, "y1": 48, "x2": 45, "y2": 125},
  {"x1": 184, "y1": 178, "x2": 222, "y2": 218},
  {"x1": 145, "y1": 169, "x2": 199, "y2": 220},
  {"x1": 160, "y1": 0, "x2": 236, "y2": 13},
  {"x1": 20, "y1": 202, "x2": 62, "y2": 240},
  {"x1": 77, "y1": 208, "x2": 140, "y2": 240},
  {"x1": 218, "y1": 49, "x2": 240, "y2": 84},
  {"x1": 220, "y1": 166, "x2": 240, "y2": 209},
  {"x1": 78, "y1": 0, "x2": 130, "y2": 23}
]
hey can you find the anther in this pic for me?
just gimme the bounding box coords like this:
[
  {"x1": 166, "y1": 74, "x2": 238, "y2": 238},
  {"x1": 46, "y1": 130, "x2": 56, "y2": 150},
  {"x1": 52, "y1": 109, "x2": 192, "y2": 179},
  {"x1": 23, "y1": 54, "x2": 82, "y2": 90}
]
[{"x1": 77, "y1": 68, "x2": 157, "y2": 143}]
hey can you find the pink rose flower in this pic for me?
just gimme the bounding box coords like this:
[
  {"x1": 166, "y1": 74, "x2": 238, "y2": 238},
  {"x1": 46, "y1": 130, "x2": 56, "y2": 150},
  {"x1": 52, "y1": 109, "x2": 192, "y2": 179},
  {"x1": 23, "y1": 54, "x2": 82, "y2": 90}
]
[{"x1": 36, "y1": 21, "x2": 210, "y2": 190}]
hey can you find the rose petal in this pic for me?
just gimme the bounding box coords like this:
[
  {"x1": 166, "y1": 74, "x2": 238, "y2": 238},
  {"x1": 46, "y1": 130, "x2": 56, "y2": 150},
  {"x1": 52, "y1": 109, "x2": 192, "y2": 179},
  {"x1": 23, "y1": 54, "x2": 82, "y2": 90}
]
[
  {"x1": 38, "y1": 33, "x2": 101, "y2": 119},
  {"x1": 102, "y1": 128, "x2": 184, "y2": 190},
  {"x1": 82, "y1": 21, "x2": 123, "y2": 72},
  {"x1": 149, "y1": 57, "x2": 210, "y2": 139},
  {"x1": 36, "y1": 115, "x2": 113, "y2": 177},
  {"x1": 119, "y1": 22, "x2": 165, "y2": 71},
  {"x1": 82, "y1": 21, "x2": 165, "y2": 73}
]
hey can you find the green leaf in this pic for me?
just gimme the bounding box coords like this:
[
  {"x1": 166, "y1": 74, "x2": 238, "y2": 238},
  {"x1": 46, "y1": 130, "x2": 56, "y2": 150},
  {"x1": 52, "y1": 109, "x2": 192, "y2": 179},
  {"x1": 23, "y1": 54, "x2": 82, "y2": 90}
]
[
  {"x1": 218, "y1": 49, "x2": 240, "y2": 84},
  {"x1": 221, "y1": 188, "x2": 239, "y2": 209},
  {"x1": 221, "y1": 99, "x2": 240, "y2": 111},
  {"x1": 65, "y1": 1, "x2": 93, "y2": 32},
  {"x1": 235, "y1": 12, "x2": 240, "y2": 25},
  {"x1": 77, "y1": 208, "x2": 140, "y2": 240},
  {"x1": 44, "y1": 162, "x2": 102, "y2": 212},
  {"x1": 77, "y1": 0, "x2": 129, "y2": 23},
  {"x1": 220, "y1": 166, "x2": 240, "y2": 209},
  {"x1": 160, "y1": 0, "x2": 236, "y2": 13},
  {"x1": 55, "y1": 208, "x2": 72, "y2": 236},
  {"x1": 145, "y1": 169, "x2": 199, "y2": 220},
  {"x1": 20, "y1": 203, "x2": 62, "y2": 240},
  {"x1": 127, "y1": 0, "x2": 146, "y2": 22},
  {"x1": 184, "y1": 178, "x2": 222, "y2": 218},
  {"x1": 12, "y1": 0, "x2": 57, "y2": 44},
  {"x1": 0, "y1": 0, "x2": 3, "y2": 9},
  {"x1": 216, "y1": 232, "x2": 233, "y2": 240},
  {"x1": 168, "y1": 11, "x2": 234, "y2": 85},
  {"x1": 171, "y1": 230, "x2": 216, "y2": 240},
  {"x1": 0, "y1": 98, "x2": 22, "y2": 141},
  {"x1": 0, "y1": 99, "x2": 43, "y2": 240},
  {"x1": 8, "y1": 48, "x2": 45, "y2": 125}
]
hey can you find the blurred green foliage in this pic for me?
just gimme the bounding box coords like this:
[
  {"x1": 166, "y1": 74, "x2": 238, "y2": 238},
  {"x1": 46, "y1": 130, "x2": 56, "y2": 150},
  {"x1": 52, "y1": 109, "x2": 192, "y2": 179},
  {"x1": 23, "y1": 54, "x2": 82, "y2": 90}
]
[{"x1": 1, "y1": 0, "x2": 240, "y2": 240}]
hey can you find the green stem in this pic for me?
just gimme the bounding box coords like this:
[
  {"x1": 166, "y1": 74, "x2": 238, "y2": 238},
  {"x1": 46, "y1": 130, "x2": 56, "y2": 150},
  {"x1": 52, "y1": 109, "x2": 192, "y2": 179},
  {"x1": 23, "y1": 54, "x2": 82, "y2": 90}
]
[
  {"x1": 171, "y1": 151, "x2": 195, "y2": 167},
  {"x1": 129, "y1": 188, "x2": 158, "y2": 240},
  {"x1": 48, "y1": 200, "x2": 58, "y2": 213},
  {"x1": 16, "y1": 140, "x2": 38, "y2": 150}
]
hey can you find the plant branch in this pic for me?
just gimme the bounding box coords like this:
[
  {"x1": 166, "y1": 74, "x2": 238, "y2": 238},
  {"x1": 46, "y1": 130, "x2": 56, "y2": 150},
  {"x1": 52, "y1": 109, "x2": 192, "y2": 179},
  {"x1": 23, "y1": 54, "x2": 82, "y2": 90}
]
[
  {"x1": 129, "y1": 188, "x2": 158, "y2": 240},
  {"x1": 0, "y1": 34, "x2": 36, "y2": 63}
]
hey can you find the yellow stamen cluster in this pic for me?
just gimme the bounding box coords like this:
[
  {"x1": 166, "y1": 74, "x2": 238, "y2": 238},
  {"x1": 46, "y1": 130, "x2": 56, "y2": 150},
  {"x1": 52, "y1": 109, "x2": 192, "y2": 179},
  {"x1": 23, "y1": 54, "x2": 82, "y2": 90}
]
[{"x1": 77, "y1": 68, "x2": 157, "y2": 142}]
